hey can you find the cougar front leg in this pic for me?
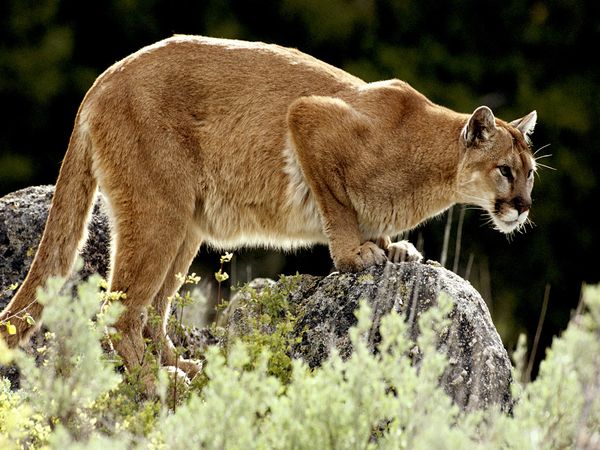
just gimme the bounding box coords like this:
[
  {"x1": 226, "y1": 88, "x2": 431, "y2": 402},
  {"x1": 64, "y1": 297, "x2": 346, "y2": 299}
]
[
  {"x1": 287, "y1": 97, "x2": 390, "y2": 272},
  {"x1": 375, "y1": 236, "x2": 423, "y2": 263},
  {"x1": 288, "y1": 150, "x2": 386, "y2": 271},
  {"x1": 323, "y1": 204, "x2": 387, "y2": 272}
]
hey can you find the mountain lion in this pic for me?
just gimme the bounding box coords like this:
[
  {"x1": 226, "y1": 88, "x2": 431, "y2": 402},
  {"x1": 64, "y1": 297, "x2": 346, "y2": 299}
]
[{"x1": 0, "y1": 35, "x2": 537, "y2": 381}]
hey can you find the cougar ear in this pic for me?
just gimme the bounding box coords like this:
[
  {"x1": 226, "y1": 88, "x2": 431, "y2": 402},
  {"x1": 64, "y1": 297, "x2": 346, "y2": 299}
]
[
  {"x1": 510, "y1": 110, "x2": 537, "y2": 140},
  {"x1": 462, "y1": 106, "x2": 497, "y2": 147}
]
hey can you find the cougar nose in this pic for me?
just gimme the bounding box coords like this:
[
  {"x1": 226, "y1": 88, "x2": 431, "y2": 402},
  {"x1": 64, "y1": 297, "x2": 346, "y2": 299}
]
[{"x1": 513, "y1": 196, "x2": 531, "y2": 215}]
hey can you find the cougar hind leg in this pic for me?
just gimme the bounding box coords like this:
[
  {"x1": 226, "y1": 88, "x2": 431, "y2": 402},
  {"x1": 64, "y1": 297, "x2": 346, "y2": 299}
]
[
  {"x1": 143, "y1": 228, "x2": 203, "y2": 379},
  {"x1": 106, "y1": 195, "x2": 193, "y2": 389}
]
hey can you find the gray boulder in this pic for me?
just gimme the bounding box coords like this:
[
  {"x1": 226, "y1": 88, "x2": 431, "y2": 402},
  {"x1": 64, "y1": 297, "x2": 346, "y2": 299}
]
[
  {"x1": 0, "y1": 185, "x2": 110, "y2": 310},
  {"x1": 0, "y1": 185, "x2": 110, "y2": 387},
  {"x1": 226, "y1": 262, "x2": 513, "y2": 412}
]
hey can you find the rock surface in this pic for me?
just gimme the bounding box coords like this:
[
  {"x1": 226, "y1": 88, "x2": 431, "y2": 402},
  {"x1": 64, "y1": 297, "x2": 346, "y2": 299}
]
[
  {"x1": 0, "y1": 185, "x2": 110, "y2": 310},
  {"x1": 1, "y1": 186, "x2": 513, "y2": 412},
  {"x1": 0, "y1": 186, "x2": 110, "y2": 387},
  {"x1": 225, "y1": 264, "x2": 513, "y2": 412}
]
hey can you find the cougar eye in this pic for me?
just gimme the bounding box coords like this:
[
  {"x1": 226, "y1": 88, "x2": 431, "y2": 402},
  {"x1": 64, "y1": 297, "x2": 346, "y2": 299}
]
[
  {"x1": 498, "y1": 165, "x2": 513, "y2": 179},
  {"x1": 527, "y1": 169, "x2": 534, "y2": 179}
]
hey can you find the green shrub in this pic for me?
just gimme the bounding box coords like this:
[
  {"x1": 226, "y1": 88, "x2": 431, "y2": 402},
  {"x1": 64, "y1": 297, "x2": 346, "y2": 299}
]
[
  {"x1": 506, "y1": 284, "x2": 600, "y2": 449},
  {"x1": 218, "y1": 275, "x2": 303, "y2": 384},
  {"x1": 0, "y1": 378, "x2": 50, "y2": 449},
  {"x1": 0, "y1": 276, "x2": 598, "y2": 449}
]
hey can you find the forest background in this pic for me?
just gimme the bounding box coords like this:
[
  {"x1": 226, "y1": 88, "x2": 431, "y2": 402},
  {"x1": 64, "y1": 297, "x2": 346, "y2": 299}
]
[{"x1": 0, "y1": 0, "x2": 598, "y2": 374}]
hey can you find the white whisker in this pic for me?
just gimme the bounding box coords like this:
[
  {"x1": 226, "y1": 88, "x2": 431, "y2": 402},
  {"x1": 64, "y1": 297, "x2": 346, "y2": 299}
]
[
  {"x1": 536, "y1": 162, "x2": 557, "y2": 171},
  {"x1": 533, "y1": 143, "x2": 552, "y2": 156},
  {"x1": 480, "y1": 214, "x2": 496, "y2": 228},
  {"x1": 525, "y1": 218, "x2": 536, "y2": 230}
]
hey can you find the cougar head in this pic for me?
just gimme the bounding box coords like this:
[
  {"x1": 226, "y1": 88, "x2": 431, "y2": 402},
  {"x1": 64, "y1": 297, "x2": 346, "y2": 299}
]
[{"x1": 458, "y1": 106, "x2": 537, "y2": 234}]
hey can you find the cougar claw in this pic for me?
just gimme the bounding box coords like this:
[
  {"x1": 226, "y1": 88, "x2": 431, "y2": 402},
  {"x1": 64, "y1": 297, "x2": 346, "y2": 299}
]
[{"x1": 387, "y1": 240, "x2": 423, "y2": 263}]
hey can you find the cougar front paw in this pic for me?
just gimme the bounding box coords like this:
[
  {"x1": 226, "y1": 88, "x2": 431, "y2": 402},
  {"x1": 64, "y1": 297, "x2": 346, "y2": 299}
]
[
  {"x1": 387, "y1": 240, "x2": 423, "y2": 263},
  {"x1": 335, "y1": 241, "x2": 387, "y2": 272}
]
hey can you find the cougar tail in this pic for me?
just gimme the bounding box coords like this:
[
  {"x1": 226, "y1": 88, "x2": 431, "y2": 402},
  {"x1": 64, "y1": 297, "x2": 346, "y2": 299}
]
[{"x1": 0, "y1": 120, "x2": 97, "y2": 346}]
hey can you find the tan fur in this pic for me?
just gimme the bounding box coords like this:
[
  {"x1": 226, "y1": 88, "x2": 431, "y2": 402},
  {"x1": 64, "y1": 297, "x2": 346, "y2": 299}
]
[{"x1": 0, "y1": 36, "x2": 536, "y2": 380}]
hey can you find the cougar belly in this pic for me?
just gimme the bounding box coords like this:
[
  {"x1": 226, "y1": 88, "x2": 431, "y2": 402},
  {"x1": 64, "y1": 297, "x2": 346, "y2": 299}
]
[{"x1": 194, "y1": 144, "x2": 326, "y2": 250}]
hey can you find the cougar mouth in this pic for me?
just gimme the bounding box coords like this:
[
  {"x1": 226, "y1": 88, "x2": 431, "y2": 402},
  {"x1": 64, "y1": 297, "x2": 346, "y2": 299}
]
[
  {"x1": 492, "y1": 208, "x2": 529, "y2": 233},
  {"x1": 495, "y1": 218, "x2": 519, "y2": 233}
]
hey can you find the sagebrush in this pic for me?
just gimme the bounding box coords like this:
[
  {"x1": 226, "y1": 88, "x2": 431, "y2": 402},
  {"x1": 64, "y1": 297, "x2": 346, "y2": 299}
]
[{"x1": 0, "y1": 276, "x2": 598, "y2": 449}]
